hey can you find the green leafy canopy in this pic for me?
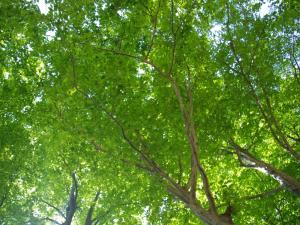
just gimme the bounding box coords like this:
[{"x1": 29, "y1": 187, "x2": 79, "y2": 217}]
[{"x1": 1, "y1": 0, "x2": 300, "y2": 224}]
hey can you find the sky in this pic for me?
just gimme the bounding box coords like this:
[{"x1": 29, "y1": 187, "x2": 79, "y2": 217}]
[{"x1": 37, "y1": 0, "x2": 49, "y2": 15}]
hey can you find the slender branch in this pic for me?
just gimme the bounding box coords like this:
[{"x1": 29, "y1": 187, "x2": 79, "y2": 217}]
[
  {"x1": 0, "y1": 191, "x2": 7, "y2": 208},
  {"x1": 185, "y1": 63, "x2": 197, "y2": 200},
  {"x1": 41, "y1": 199, "x2": 66, "y2": 219},
  {"x1": 240, "y1": 186, "x2": 285, "y2": 201},
  {"x1": 196, "y1": 163, "x2": 218, "y2": 214},
  {"x1": 289, "y1": 54, "x2": 300, "y2": 85},
  {"x1": 44, "y1": 217, "x2": 61, "y2": 225},
  {"x1": 188, "y1": 155, "x2": 197, "y2": 200},
  {"x1": 168, "y1": 0, "x2": 181, "y2": 76},
  {"x1": 261, "y1": 88, "x2": 300, "y2": 162},
  {"x1": 171, "y1": 0, "x2": 174, "y2": 34},
  {"x1": 177, "y1": 155, "x2": 183, "y2": 185},
  {"x1": 95, "y1": 47, "x2": 170, "y2": 80},
  {"x1": 290, "y1": 51, "x2": 300, "y2": 73},
  {"x1": 217, "y1": 186, "x2": 284, "y2": 219},
  {"x1": 168, "y1": 34, "x2": 177, "y2": 76},
  {"x1": 146, "y1": 0, "x2": 161, "y2": 58},
  {"x1": 121, "y1": 159, "x2": 154, "y2": 173},
  {"x1": 94, "y1": 201, "x2": 143, "y2": 224},
  {"x1": 185, "y1": 63, "x2": 193, "y2": 120}
]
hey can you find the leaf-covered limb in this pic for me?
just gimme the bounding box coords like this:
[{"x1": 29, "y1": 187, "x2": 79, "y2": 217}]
[{"x1": 229, "y1": 140, "x2": 300, "y2": 196}]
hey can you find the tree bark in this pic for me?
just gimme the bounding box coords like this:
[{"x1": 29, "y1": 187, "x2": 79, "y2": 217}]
[
  {"x1": 62, "y1": 172, "x2": 78, "y2": 225},
  {"x1": 230, "y1": 141, "x2": 300, "y2": 196},
  {"x1": 85, "y1": 191, "x2": 100, "y2": 225}
]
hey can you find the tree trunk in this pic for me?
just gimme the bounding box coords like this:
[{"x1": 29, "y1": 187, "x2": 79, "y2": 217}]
[{"x1": 188, "y1": 203, "x2": 234, "y2": 225}]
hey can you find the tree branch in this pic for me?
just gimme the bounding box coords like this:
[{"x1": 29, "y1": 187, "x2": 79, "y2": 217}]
[
  {"x1": 95, "y1": 47, "x2": 170, "y2": 80},
  {"x1": 41, "y1": 199, "x2": 66, "y2": 219},
  {"x1": 229, "y1": 139, "x2": 300, "y2": 196},
  {"x1": 240, "y1": 186, "x2": 285, "y2": 201},
  {"x1": 177, "y1": 155, "x2": 183, "y2": 185},
  {"x1": 44, "y1": 217, "x2": 61, "y2": 225},
  {"x1": 63, "y1": 172, "x2": 78, "y2": 225},
  {"x1": 170, "y1": 77, "x2": 217, "y2": 214},
  {"x1": 85, "y1": 191, "x2": 100, "y2": 225},
  {"x1": 0, "y1": 191, "x2": 7, "y2": 208},
  {"x1": 227, "y1": 26, "x2": 300, "y2": 163},
  {"x1": 146, "y1": 0, "x2": 161, "y2": 58}
]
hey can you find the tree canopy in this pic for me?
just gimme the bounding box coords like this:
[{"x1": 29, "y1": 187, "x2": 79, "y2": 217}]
[{"x1": 1, "y1": 0, "x2": 300, "y2": 224}]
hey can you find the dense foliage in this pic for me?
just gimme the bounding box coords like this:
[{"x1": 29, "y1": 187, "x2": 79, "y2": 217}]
[{"x1": 1, "y1": 0, "x2": 300, "y2": 224}]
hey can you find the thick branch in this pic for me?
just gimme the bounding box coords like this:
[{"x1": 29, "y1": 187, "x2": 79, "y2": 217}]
[
  {"x1": 229, "y1": 140, "x2": 300, "y2": 196},
  {"x1": 85, "y1": 191, "x2": 100, "y2": 225},
  {"x1": 63, "y1": 172, "x2": 78, "y2": 225},
  {"x1": 170, "y1": 77, "x2": 217, "y2": 214}
]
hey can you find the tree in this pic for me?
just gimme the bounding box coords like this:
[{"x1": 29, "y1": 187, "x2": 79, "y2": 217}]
[
  {"x1": 1, "y1": 0, "x2": 299, "y2": 224},
  {"x1": 40, "y1": 172, "x2": 101, "y2": 225}
]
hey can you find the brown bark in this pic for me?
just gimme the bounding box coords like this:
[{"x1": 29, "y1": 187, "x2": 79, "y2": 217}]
[{"x1": 168, "y1": 184, "x2": 234, "y2": 225}]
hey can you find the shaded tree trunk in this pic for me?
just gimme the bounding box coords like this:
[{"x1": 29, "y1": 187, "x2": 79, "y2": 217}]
[
  {"x1": 62, "y1": 172, "x2": 78, "y2": 225},
  {"x1": 85, "y1": 191, "x2": 100, "y2": 225}
]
